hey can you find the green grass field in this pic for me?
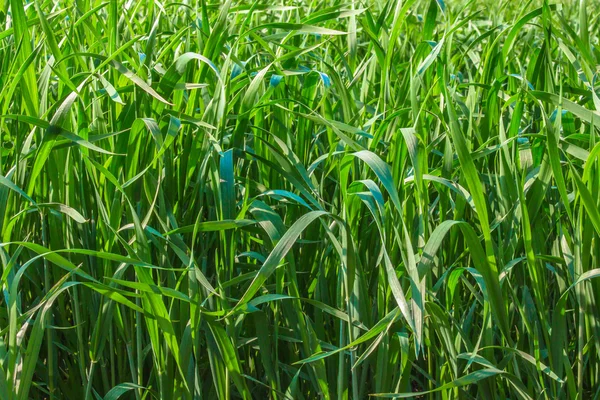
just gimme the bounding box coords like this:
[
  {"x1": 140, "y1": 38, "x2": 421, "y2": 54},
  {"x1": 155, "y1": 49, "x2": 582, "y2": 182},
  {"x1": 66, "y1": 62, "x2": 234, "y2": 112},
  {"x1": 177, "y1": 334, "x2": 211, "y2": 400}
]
[{"x1": 1, "y1": 0, "x2": 599, "y2": 398}]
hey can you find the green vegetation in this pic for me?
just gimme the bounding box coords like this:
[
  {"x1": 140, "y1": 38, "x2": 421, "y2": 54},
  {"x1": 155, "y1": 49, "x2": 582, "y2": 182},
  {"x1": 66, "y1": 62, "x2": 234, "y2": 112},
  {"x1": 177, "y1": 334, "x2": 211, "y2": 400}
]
[{"x1": 1, "y1": 0, "x2": 599, "y2": 398}]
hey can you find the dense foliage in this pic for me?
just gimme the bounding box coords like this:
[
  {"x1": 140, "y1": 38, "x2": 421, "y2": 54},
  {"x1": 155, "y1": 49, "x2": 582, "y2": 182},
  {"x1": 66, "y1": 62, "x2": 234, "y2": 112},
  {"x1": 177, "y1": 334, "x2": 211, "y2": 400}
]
[{"x1": 1, "y1": 0, "x2": 599, "y2": 398}]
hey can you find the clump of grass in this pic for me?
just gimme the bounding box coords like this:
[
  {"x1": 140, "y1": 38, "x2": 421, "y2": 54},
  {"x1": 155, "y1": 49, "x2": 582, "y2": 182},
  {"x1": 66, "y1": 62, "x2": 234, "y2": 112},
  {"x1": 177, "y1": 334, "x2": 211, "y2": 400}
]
[{"x1": 1, "y1": 0, "x2": 599, "y2": 398}]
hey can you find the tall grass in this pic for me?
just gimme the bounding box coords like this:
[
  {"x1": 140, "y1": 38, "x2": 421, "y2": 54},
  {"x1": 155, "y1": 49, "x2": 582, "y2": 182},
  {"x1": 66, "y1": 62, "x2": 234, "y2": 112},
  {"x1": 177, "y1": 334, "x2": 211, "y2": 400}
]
[{"x1": 1, "y1": 0, "x2": 599, "y2": 398}]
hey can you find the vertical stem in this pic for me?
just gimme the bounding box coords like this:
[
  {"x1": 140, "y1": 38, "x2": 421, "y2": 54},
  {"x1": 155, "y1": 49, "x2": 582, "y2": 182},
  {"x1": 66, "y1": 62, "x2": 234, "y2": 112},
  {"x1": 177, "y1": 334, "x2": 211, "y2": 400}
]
[
  {"x1": 136, "y1": 296, "x2": 143, "y2": 398},
  {"x1": 41, "y1": 212, "x2": 56, "y2": 399}
]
